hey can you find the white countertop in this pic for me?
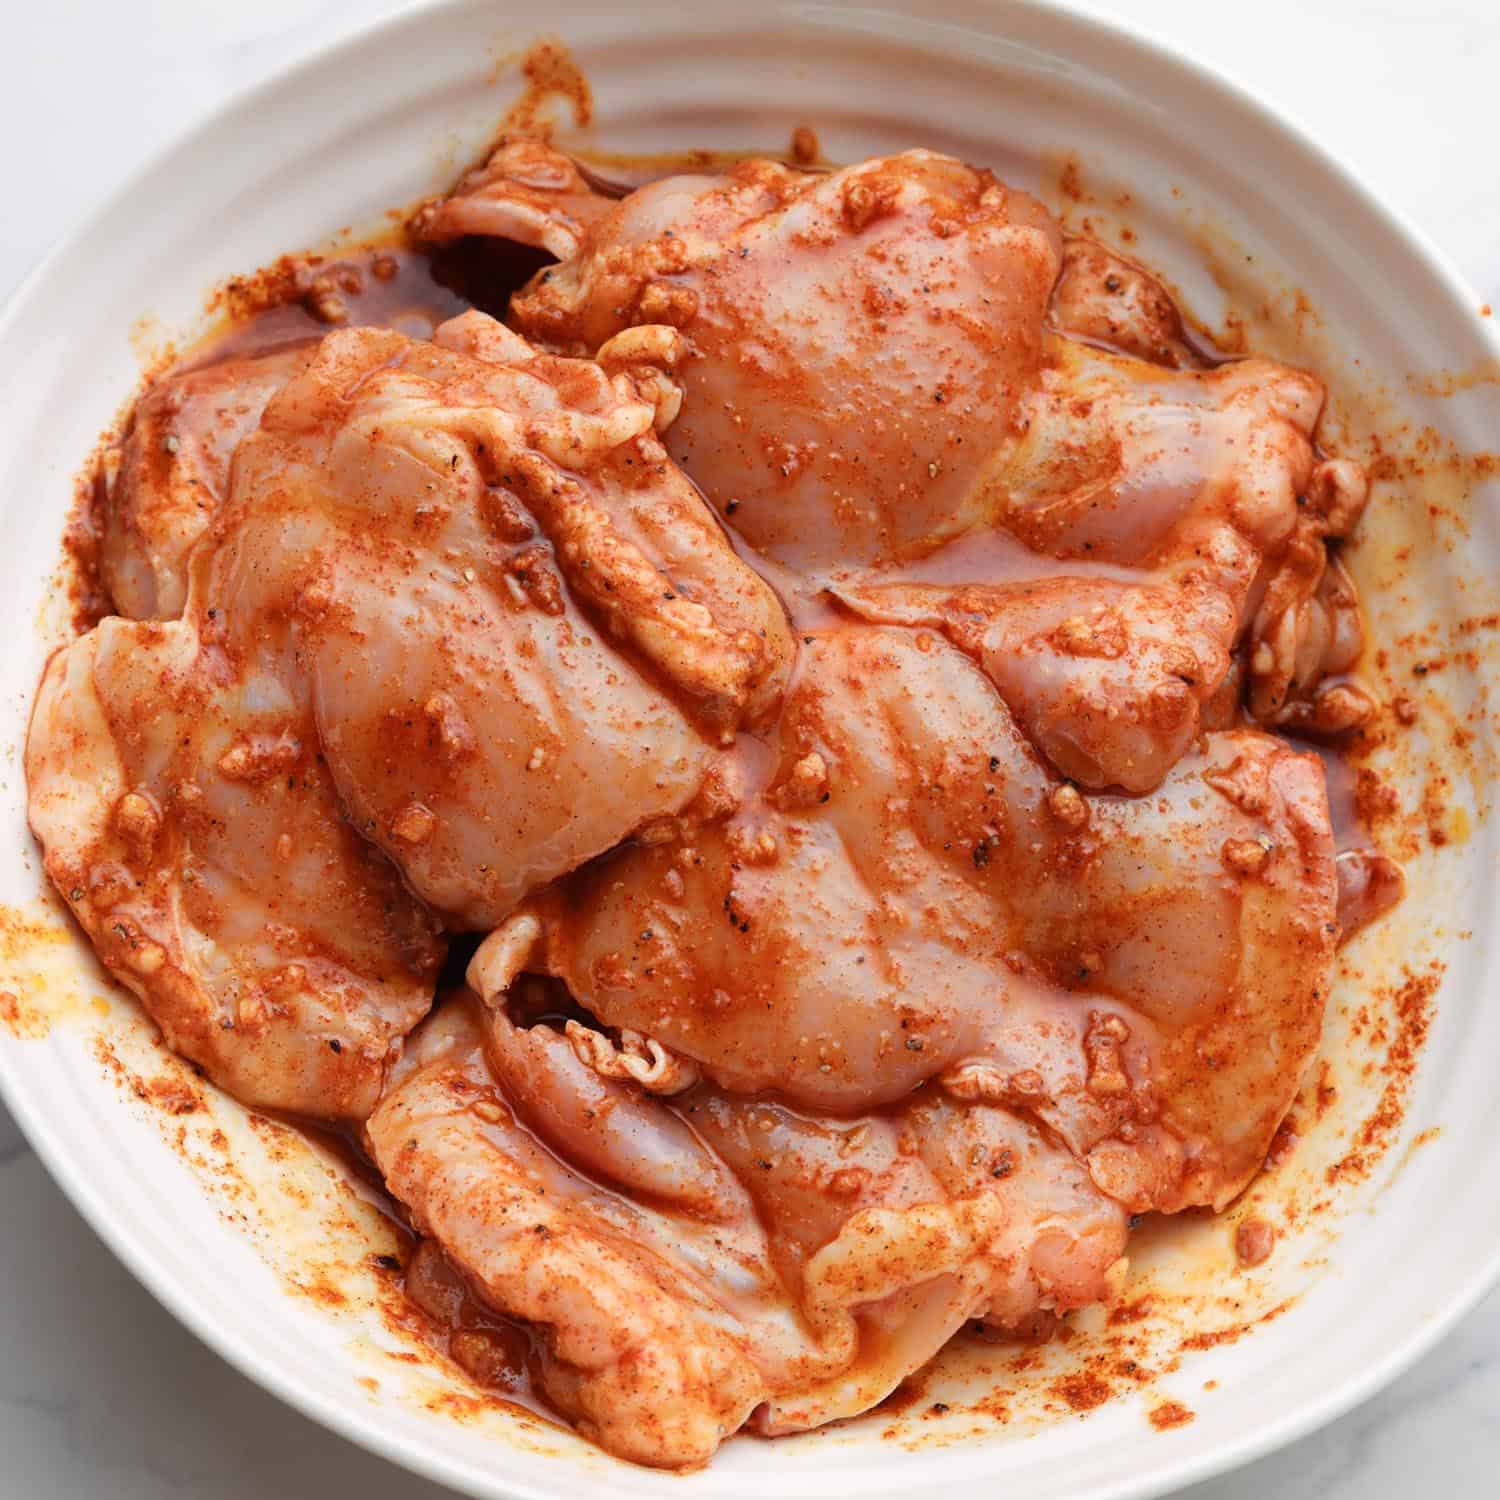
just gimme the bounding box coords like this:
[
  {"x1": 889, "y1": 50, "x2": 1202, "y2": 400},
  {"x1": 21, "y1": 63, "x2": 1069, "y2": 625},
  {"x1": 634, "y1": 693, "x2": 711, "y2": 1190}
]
[{"x1": 4, "y1": 2, "x2": 1499, "y2": 1495}]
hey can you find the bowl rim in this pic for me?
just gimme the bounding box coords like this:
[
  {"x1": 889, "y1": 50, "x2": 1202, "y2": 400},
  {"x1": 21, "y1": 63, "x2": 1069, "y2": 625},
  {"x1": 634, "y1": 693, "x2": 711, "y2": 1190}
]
[{"x1": 3, "y1": 2, "x2": 1499, "y2": 1496}]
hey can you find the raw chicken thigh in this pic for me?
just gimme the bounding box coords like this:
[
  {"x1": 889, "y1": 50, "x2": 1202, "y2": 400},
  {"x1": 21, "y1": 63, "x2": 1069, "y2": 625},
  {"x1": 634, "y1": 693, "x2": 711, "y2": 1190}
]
[
  {"x1": 368, "y1": 995, "x2": 1127, "y2": 1466},
  {"x1": 26, "y1": 613, "x2": 442, "y2": 1117},
  {"x1": 481, "y1": 147, "x2": 1063, "y2": 567},
  {"x1": 29, "y1": 311, "x2": 789, "y2": 1106},
  {"x1": 26, "y1": 130, "x2": 1397, "y2": 1472},
  {"x1": 829, "y1": 338, "x2": 1373, "y2": 788},
  {"x1": 989, "y1": 338, "x2": 1373, "y2": 732},
  {"x1": 509, "y1": 625, "x2": 1337, "y2": 1213},
  {"x1": 212, "y1": 313, "x2": 792, "y2": 927}
]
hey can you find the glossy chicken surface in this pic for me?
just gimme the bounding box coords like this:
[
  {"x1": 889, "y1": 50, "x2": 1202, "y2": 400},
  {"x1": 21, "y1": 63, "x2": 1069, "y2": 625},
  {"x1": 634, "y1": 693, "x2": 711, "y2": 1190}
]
[
  {"x1": 27, "y1": 138, "x2": 1401, "y2": 1469},
  {"x1": 31, "y1": 310, "x2": 787, "y2": 1099},
  {"x1": 438, "y1": 145, "x2": 1373, "y2": 758}
]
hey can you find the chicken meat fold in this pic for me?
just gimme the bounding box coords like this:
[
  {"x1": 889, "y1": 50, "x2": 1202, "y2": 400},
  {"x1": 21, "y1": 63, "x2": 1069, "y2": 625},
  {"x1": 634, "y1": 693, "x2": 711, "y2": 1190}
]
[
  {"x1": 420, "y1": 143, "x2": 1373, "y2": 750},
  {"x1": 508, "y1": 625, "x2": 1336, "y2": 1213},
  {"x1": 1047, "y1": 236, "x2": 1200, "y2": 369},
  {"x1": 424, "y1": 144, "x2": 1063, "y2": 568},
  {"x1": 98, "y1": 343, "x2": 312, "y2": 619},
  {"x1": 414, "y1": 139, "x2": 618, "y2": 258},
  {"x1": 831, "y1": 574, "x2": 1237, "y2": 794},
  {"x1": 209, "y1": 312, "x2": 792, "y2": 928},
  {"x1": 26, "y1": 613, "x2": 443, "y2": 1117},
  {"x1": 368, "y1": 995, "x2": 1127, "y2": 1467}
]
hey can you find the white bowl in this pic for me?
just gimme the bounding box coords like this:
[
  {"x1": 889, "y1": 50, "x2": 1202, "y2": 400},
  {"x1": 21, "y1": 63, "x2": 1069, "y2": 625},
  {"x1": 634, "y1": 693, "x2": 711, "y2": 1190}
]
[{"x1": 2, "y1": 3, "x2": 1497, "y2": 1497}]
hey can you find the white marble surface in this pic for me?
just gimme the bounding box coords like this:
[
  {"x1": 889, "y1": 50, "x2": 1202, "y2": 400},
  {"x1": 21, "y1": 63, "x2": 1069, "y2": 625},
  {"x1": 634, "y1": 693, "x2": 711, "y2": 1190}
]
[{"x1": 4, "y1": 2, "x2": 1499, "y2": 1495}]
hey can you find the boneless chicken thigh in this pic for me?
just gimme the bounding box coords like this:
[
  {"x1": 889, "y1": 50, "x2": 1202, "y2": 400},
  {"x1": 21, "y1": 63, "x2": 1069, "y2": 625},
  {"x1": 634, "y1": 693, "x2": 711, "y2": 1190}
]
[
  {"x1": 205, "y1": 313, "x2": 792, "y2": 927},
  {"x1": 368, "y1": 995, "x2": 1127, "y2": 1466},
  {"x1": 515, "y1": 625, "x2": 1337, "y2": 1214},
  {"x1": 28, "y1": 311, "x2": 791, "y2": 1106},
  {"x1": 460, "y1": 147, "x2": 1063, "y2": 567},
  {"x1": 832, "y1": 339, "x2": 1373, "y2": 788},
  {"x1": 26, "y1": 613, "x2": 442, "y2": 1117}
]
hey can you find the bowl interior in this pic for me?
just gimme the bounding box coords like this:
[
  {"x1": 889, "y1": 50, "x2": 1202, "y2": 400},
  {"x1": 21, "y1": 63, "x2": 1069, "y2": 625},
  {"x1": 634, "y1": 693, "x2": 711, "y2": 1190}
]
[{"x1": 1, "y1": 4, "x2": 1497, "y2": 1499}]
